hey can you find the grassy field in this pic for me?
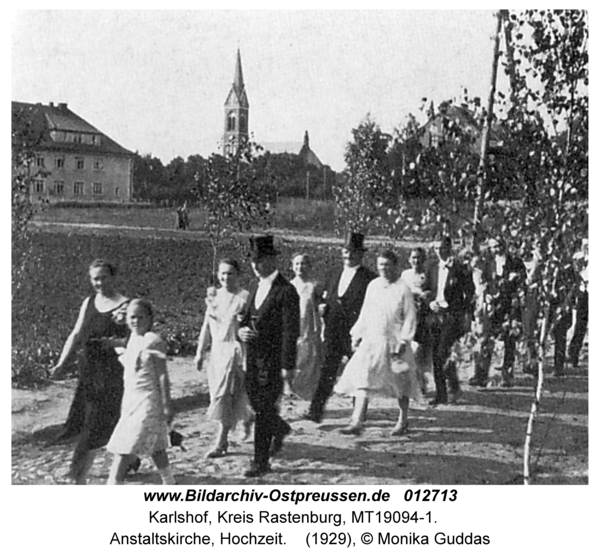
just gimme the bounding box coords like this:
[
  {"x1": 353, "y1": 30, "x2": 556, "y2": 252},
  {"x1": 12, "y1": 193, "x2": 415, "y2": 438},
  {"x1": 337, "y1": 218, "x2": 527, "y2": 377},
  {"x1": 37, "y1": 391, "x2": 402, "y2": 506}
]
[
  {"x1": 33, "y1": 197, "x2": 338, "y2": 234},
  {"x1": 13, "y1": 225, "x2": 411, "y2": 386}
]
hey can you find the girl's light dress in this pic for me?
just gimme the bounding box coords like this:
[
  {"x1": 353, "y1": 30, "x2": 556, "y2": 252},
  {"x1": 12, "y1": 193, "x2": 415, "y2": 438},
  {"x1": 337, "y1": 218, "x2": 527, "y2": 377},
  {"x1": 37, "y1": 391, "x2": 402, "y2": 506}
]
[
  {"x1": 290, "y1": 278, "x2": 322, "y2": 400},
  {"x1": 107, "y1": 332, "x2": 169, "y2": 456},
  {"x1": 335, "y1": 277, "x2": 422, "y2": 400},
  {"x1": 197, "y1": 288, "x2": 252, "y2": 426}
]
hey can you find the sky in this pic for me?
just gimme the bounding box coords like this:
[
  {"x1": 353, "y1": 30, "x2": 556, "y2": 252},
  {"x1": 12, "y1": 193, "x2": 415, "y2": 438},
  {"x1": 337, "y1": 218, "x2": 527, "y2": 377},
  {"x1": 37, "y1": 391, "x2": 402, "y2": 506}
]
[{"x1": 12, "y1": 10, "x2": 510, "y2": 171}]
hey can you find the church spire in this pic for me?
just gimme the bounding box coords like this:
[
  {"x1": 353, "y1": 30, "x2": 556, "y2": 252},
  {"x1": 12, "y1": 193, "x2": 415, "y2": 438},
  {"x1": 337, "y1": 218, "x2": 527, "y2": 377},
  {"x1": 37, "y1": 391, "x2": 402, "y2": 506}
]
[
  {"x1": 234, "y1": 48, "x2": 244, "y2": 93},
  {"x1": 303, "y1": 130, "x2": 310, "y2": 148},
  {"x1": 223, "y1": 49, "x2": 249, "y2": 156}
]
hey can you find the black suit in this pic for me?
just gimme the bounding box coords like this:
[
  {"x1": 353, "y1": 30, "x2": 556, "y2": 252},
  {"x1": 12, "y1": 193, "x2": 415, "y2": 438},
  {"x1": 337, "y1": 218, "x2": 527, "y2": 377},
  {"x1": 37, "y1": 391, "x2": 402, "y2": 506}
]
[
  {"x1": 308, "y1": 265, "x2": 377, "y2": 418},
  {"x1": 241, "y1": 272, "x2": 300, "y2": 468},
  {"x1": 425, "y1": 257, "x2": 475, "y2": 401},
  {"x1": 473, "y1": 253, "x2": 526, "y2": 383}
]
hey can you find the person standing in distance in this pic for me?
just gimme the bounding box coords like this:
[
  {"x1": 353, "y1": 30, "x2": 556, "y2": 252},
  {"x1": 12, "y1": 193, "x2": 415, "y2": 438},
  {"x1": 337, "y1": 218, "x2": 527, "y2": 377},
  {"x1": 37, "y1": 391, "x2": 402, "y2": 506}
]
[
  {"x1": 238, "y1": 235, "x2": 300, "y2": 478},
  {"x1": 304, "y1": 232, "x2": 377, "y2": 423}
]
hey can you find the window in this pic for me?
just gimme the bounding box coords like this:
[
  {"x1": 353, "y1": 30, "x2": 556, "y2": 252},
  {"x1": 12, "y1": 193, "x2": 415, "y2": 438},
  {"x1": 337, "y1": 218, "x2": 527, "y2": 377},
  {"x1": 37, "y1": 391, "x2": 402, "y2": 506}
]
[
  {"x1": 115, "y1": 187, "x2": 120, "y2": 197},
  {"x1": 36, "y1": 156, "x2": 45, "y2": 167},
  {"x1": 54, "y1": 181, "x2": 65, "y2": 195},
  {"x1": 227, "y1": 112, "x2": 236, "y2": 131},
  {"x1": 75, "y1": 157, "x2": 85, "y2": 170},
  {"x1": 34, "y1": 180, "x2": 44, "y2": 193},
  {"x1": 93, "y1": 158, "x2": 103, "y2": 171},
  {"x1": 73, "y1": 182, "x2": 84, "y2": 195},
  {"x1": 92, "y1": 183, "x2": 103, "y2": 195},
  {"x1": 55, "y1": 156, "x2": 65, "y2": 169}
]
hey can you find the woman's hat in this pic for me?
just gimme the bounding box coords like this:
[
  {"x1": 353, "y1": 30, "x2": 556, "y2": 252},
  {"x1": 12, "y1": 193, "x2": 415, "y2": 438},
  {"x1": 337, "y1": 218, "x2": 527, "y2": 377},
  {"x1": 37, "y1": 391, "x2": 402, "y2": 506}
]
[
  {"x1": 343, "y1": 231, "x2": 367, "y2": 252},
  {"x1": 248, "y1": 235, "x2": 278, "y2": 261}
]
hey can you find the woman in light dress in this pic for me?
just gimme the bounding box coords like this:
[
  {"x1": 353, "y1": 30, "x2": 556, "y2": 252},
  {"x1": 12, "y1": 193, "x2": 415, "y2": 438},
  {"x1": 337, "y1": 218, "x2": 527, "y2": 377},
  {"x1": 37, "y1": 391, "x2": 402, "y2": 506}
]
[
  {"x1": 106, "y1": 299, "x2": 175, "y2": 485},
  {"x1": 335, "y1": 249, "x2": 421, "y2": 435},
  {"x1": 195, "y1": 259, "x2": 252, "y2": 458},
  {"x1": 288, "y1": 253, "x2": 323, "y2": 399}
]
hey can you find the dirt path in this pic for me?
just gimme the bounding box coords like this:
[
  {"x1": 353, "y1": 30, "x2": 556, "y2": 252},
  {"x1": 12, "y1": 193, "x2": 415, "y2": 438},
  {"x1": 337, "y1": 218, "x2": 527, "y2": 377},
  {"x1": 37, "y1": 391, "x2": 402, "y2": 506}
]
[
  {"x1": 12, "y1": 356, "x2": 588, "y2": 486},
  {"x1": 30, "y1": 219, "x2": 428, "y2": 248}
]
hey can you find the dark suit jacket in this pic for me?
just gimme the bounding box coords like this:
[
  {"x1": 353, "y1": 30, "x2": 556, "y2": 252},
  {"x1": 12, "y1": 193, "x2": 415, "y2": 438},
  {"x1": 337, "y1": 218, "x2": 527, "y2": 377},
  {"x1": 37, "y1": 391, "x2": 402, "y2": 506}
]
[
  {"x1": 425, "y1": 257, "x2": 475, "y2": 315},
  {"x1": 241, "y1": 272, "x2": 300, "y2": 374},
  {"x1": 322, "y1": 265, "x2": 377, "y2": 355},
  {"x1": 487, "y1": 253, "x2": 527, "y2": 323}
]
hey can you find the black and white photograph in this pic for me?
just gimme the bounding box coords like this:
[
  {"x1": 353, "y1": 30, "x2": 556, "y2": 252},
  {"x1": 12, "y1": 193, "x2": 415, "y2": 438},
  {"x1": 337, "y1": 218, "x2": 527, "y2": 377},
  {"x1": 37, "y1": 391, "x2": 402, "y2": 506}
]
[{"x1": 11, "y1": 8, "x2": 589, "y2": 495}]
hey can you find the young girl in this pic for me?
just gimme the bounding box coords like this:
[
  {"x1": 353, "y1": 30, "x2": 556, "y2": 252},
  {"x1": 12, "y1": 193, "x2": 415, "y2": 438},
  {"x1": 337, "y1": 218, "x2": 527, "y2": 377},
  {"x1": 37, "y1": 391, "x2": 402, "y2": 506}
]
[
  {"x1": 106, "y1": 299, "x2": 175, "y2": 485},
  {"x1": 289, "y1": 253, "x2": 323, "y2": 400},
  {"x1": 195, "y1": 259, "x2": 252, "y2": 458}
]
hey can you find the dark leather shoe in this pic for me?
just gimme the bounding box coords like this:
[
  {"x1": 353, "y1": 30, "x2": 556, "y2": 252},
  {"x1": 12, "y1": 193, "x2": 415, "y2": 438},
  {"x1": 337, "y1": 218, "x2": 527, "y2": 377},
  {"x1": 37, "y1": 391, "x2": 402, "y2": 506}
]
[
  {"x1": 126, "y1": 457, "x2": 141, "y2": 475},
  {"x1": 339, "y1": 424, "x2": 364, "y2": 435},
  {"x1": 270, "y1": 423, "x2": 292, "y2": 457},
  {"x1": 302, "y1": 409, "x2": 323, "y2": 424},
  {"x1": 468, "y1": 377, "x2": 488, "y2": 387},
  {"x1": 448, "y1": 388, "x2": 463, "y2": 404},
  {"x1": 244, "y1": 462, "x2": 271, "y2": 478},
  {"x1": 428, "y1": 396, "x2": 447, "y2": 406}
]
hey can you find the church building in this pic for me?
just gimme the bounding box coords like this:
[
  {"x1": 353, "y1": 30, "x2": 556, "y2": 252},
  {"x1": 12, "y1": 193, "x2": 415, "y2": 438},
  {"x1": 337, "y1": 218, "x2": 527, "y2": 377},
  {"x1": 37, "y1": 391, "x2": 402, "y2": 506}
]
[{"x1": 223, "y1": 49, "x2": 323, "y2": 168}]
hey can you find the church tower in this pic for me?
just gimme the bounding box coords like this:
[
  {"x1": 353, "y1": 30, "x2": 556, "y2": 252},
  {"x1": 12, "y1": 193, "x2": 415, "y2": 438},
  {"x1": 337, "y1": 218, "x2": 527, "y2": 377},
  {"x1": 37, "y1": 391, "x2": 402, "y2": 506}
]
[{"x1": 223, "y1": 49, "x2": 249, "y2": 156}]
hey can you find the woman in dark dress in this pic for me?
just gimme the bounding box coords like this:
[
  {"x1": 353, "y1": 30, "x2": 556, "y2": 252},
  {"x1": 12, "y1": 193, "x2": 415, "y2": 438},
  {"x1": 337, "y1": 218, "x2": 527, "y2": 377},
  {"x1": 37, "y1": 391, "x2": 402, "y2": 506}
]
[{"x1": 50, "y1": 259, "x2": 129, "y2": 484}]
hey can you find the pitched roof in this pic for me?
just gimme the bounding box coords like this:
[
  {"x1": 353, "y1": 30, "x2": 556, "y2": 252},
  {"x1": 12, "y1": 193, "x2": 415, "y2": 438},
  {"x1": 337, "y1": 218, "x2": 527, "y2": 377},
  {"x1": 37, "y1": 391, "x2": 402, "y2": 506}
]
[
  {"x1": 261, "y1": 142, "x2": 304, "y2": 154},
  {"x1": 12, "y1": 101, "x2": 133, "y2": 156},
  {"x1": 224, "y1": 49, "x2": 249, "y2": 108}
]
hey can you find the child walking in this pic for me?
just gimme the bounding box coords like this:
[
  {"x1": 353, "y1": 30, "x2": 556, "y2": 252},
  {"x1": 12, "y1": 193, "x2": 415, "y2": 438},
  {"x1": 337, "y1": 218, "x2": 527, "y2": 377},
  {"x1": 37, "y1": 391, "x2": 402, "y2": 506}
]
[{"x1": 106, "y1": 299, "x2": 175, "y2": 485}]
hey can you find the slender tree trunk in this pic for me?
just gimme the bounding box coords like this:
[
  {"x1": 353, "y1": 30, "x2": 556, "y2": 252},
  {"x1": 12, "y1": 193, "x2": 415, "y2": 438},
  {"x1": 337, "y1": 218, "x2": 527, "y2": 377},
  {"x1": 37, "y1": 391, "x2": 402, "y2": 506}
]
[
  {"x1": 473, "y1": 11, "x2": 503, "y2": 251},
  {"x1": 523, "y1": 314, "x2": 549, "y2": 485}
]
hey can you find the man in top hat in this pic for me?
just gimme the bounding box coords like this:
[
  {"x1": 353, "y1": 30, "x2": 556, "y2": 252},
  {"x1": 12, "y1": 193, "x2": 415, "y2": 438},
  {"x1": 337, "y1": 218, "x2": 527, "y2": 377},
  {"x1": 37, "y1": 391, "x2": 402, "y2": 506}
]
[
  {"x1": 425, "y1": 235, "x2": 475, "y2": 405},
  {"x1": 238, "y1": 235, "x2": 300, "y2": 477},
  {"x1": 304, "y1": 232, "x2": 377, "y2": 423}
]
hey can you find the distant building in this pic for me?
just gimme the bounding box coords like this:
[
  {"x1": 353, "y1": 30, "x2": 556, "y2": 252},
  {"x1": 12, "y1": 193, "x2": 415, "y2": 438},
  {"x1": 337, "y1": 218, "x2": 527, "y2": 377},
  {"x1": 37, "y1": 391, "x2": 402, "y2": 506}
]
[
  {"x1": 223, "y1": 49, "x2": 249, "y2": 156},
  {"x1": 12, "y1": 101, "x2": 134, "y2": 203},
  {"x1": 222, "y1": 50, "x2": 324, "y2": 168},
  {"x1": 418, "y1": 101, "x2": 505, "y2": 155}
]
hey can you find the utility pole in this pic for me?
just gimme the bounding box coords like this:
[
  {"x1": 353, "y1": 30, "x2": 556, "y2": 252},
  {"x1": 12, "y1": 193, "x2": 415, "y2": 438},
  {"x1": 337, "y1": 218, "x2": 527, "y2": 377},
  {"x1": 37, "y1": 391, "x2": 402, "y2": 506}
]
[{"x1": 473, "y1": 10, "x2": 503, "y2": 251}]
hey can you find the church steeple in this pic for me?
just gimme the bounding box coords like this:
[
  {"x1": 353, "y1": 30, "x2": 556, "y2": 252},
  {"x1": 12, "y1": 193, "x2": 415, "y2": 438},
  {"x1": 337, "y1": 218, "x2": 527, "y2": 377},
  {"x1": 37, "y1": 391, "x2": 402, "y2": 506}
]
[
  {"x1": 223, "y1": 49, "x2": 249, "y2": 156},
  {"x1": 233, "y1": 49, "x2": 245, "y2": 95}
]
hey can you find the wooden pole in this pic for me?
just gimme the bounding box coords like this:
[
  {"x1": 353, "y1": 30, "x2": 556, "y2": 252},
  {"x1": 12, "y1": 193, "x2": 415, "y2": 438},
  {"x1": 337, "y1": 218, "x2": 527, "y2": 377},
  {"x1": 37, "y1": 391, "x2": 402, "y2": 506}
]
[{"x1": 473, "y1": 11, "x2": 503, "y2": 251}]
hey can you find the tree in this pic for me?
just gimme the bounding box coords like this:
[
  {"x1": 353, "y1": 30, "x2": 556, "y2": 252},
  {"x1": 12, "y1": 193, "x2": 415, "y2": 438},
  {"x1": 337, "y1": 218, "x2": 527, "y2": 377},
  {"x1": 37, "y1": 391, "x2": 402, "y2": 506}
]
[
  {"x1": 132, "y1": 153, "x2": 166, "y2": 202},
  {"x1": 380, "y1": 10, "x2": 587, "y2": 484},
  {"x1": 201, "y1": 140, "x2": 271, "y2": 280},
  {"x1": 12, "y1": 104, "x2": 45, "y2": 295},
  {"x1": 490, "y1": 9, "x2": 588, "y2": 484},
  {"x1": 334, "y1": 115, "x2": 393, "y2": 235},
  {"x1": 387, "y1": 98, "x2": 485, "y2": 242}
]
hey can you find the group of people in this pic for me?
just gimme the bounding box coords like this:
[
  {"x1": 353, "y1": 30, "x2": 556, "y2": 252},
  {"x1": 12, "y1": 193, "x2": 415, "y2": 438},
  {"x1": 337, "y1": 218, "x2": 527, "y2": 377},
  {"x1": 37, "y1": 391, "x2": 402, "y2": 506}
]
[{"x1": 50, "y1": 231, "x2": 588, "y2": 484}]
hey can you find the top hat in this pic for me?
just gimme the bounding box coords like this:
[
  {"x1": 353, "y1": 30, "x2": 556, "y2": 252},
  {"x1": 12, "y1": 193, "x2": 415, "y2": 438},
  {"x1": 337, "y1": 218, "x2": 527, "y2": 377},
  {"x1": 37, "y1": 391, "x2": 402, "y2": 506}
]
[
  {"x1": 248, "y1": 235, "x2": 278, "y2": 261},
  {"x1": 343, "y1": 232, "x2": 367, "y2": 252}
]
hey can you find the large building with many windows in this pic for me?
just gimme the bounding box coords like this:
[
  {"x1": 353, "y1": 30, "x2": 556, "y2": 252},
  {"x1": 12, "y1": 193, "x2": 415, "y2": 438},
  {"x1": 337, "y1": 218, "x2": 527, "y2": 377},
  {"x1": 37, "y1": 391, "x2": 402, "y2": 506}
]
[{"x1": 12, "y1": 101, "x2": 134, "y2": 203}]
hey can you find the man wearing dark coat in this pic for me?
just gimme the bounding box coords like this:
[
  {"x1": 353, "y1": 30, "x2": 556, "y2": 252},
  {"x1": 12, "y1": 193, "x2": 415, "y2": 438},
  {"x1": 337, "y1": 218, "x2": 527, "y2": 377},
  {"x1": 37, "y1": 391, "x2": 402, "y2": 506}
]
[
  {"x1": 305, "y1": 232, "x2": 377, "y2": 423},
  {"x1": 425, "y1": 236, "x2": 475, "y2": 405},
  {"x1": 469, "y1": 237, "x2": 527, "y2": 388},
  {"x1": 239, "y1": 235, "x2": 300, "y2": 477}
]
